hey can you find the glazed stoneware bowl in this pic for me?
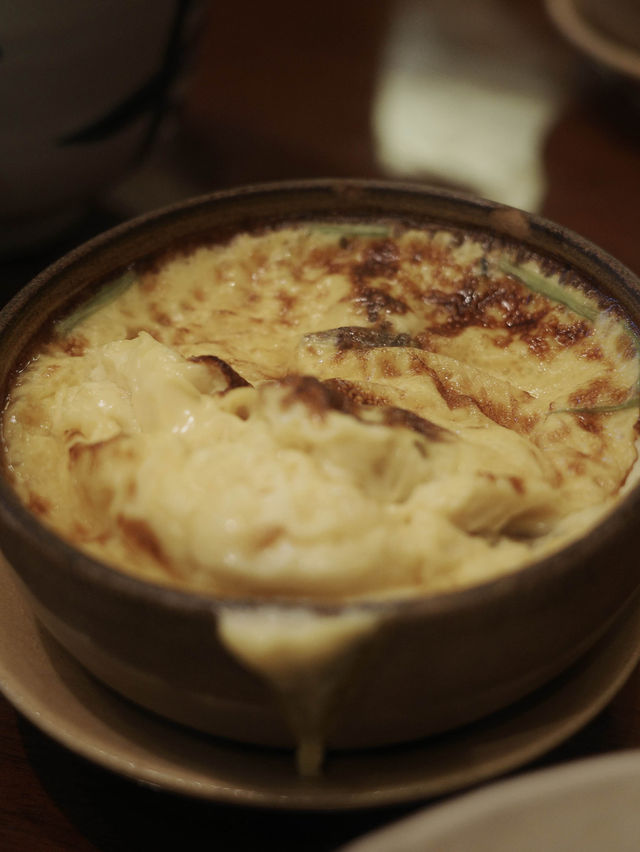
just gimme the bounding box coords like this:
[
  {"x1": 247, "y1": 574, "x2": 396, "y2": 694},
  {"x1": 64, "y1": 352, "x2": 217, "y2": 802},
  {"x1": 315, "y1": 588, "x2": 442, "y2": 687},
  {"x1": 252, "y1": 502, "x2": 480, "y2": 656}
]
[{"x1": 1, "y1": 179, "x2": 640, "y2": 754}]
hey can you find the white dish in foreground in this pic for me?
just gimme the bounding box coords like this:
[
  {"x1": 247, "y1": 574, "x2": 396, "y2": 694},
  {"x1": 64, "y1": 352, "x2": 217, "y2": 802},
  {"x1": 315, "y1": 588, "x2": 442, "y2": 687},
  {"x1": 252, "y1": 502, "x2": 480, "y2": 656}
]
[
  {"x1": 340, "y1": 748, "x2": 640, "y2": 851},
  {"x1": 1, "y1": 558, "x2": 640, "y2": 810}
]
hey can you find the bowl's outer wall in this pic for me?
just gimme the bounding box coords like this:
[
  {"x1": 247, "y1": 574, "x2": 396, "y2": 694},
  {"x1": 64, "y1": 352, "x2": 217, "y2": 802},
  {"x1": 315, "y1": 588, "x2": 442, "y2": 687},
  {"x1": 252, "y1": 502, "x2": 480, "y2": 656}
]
[{"x1": 2, "y1": 180, "x2": 640, "y2": 748}]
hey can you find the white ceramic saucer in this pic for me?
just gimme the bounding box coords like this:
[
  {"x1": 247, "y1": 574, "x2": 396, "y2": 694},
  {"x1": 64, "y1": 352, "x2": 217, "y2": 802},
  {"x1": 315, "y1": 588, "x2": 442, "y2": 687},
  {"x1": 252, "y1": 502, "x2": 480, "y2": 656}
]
[
  {"x1": 1, "y1": 559, "x2": 640, "y2": 811},
  {"x1": 339, "y1": 749, "x2": 640, "y2": 851}
]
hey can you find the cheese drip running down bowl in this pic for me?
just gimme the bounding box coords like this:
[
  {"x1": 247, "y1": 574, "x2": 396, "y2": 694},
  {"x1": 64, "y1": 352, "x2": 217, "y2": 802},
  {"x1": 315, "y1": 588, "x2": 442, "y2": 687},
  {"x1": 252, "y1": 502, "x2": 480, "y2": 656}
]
[{"x1": 1, "y1": 181, "x2": 640, "y2": 778}]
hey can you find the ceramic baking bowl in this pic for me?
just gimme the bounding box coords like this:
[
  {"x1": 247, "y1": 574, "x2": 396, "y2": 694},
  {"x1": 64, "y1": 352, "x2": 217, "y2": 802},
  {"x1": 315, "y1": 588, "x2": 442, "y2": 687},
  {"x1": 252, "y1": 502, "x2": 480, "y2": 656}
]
[{"x1": 1, "y1": 180, "x2": 640, "y2": 755}]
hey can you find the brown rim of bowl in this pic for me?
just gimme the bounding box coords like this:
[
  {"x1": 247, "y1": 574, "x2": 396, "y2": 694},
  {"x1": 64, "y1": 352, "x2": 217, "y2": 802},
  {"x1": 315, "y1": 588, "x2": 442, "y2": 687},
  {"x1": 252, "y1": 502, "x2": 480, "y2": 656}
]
[
  {"x1": 1, "y1": 177, "x2": 639, "y2": 619},
  {"x1": 545, "y1": 0, "x2": 640, "y2": 80}
]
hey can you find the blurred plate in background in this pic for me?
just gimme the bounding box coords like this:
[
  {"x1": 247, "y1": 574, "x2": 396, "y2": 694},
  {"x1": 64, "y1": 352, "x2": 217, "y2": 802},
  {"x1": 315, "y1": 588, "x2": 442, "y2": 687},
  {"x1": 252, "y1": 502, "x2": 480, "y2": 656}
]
[{"x1": 340, "y1": 749, "x2": 640, "y2": 851}]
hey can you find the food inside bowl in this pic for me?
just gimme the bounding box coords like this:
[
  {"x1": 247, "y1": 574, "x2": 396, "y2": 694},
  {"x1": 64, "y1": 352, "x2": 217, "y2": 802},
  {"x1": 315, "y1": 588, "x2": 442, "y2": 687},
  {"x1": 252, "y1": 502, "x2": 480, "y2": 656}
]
[
  {"x1": 3, "y1": 219, "x2": 639, "y2": 773},
  {"x1": 5, "y1": 221, "x2": 639, "y2": 599}
]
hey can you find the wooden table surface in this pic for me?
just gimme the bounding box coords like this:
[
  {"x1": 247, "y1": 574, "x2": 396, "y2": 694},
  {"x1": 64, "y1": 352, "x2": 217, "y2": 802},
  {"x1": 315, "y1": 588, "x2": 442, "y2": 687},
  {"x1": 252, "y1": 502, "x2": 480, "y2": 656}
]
[{"x1": 3, "y1": 2, "x2": 640, "y2": 849}]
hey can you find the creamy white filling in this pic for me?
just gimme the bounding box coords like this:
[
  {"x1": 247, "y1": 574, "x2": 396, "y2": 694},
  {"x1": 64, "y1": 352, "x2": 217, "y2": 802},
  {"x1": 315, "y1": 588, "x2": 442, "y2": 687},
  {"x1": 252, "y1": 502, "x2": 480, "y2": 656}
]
[
  {"x1": 15, "y1": 331, "x2": 598, "y2": 599},
  {"x1": 217, "y1": 606, "x2": 381, "y2": 775}
]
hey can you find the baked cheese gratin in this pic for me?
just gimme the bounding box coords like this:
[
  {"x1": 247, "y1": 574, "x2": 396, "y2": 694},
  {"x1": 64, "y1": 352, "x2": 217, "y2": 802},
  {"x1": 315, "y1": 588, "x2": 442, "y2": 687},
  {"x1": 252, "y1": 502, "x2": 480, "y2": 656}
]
[{"x1": 4, "y1": 223, "x2": 639, "y2": 601}]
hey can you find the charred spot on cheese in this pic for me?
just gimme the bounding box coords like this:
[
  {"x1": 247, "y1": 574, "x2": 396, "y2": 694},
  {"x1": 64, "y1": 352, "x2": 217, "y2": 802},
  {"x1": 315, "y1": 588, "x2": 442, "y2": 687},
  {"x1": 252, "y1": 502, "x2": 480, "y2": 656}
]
[
  {"x1": 117, "y1": 516, "x2": 174, "y2": 574},
  {"x1": 354, "y1": 288, "x2": 410, "y2": 323},
  {"x1": 188, "y1": 355, "x2": 252, "y2": 390},
  {"x1": 149, "y1": 304, "x2": 172, "y2": 327},
  {"x1": 509, "y1": 476, "x2": 526, "y2": 495},
  {"x1": 27, "y1": 493, "x2": 51, "y2": 517},
  {"x1": 279, "y1": 374, "x2": 450, "y2": 443},
  {"x1": 568, "y1": 377, "x2": 629, "y2": 410},
  {"x1": 304, "y1": 325, "x2": 413, "y2": 351},
  {"x1": 424, "y1": 276, "x2": 549, "y2": 337},
  {"x1": 545, "y1": 317, "x2": 592, "y2": 348},
  {"x1": 60, "y1": 338, "x2": 88, "y2": 357},
  {"x1": 575, "y1": 413, "x2": 603, "y2": 434},
  {"x1": 278, "y1": 375, "x2": 358, "y2": 418},
  {"x1": 321, "y1": 378, "x2": 388, "y2": 409},
  {"x1": 352, "y1": 239, "x2": 400, "y2": 282},
  {"x1": 379, "y1": 406, "x2": 451, "y2": 442}
]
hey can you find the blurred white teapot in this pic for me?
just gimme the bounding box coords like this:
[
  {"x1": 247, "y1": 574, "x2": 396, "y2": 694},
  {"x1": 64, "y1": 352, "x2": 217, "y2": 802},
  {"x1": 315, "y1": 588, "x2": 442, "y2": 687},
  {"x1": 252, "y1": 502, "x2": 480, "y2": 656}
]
[{"x1": 0, "y1": 0, "x2": 200, "y2": 254}]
